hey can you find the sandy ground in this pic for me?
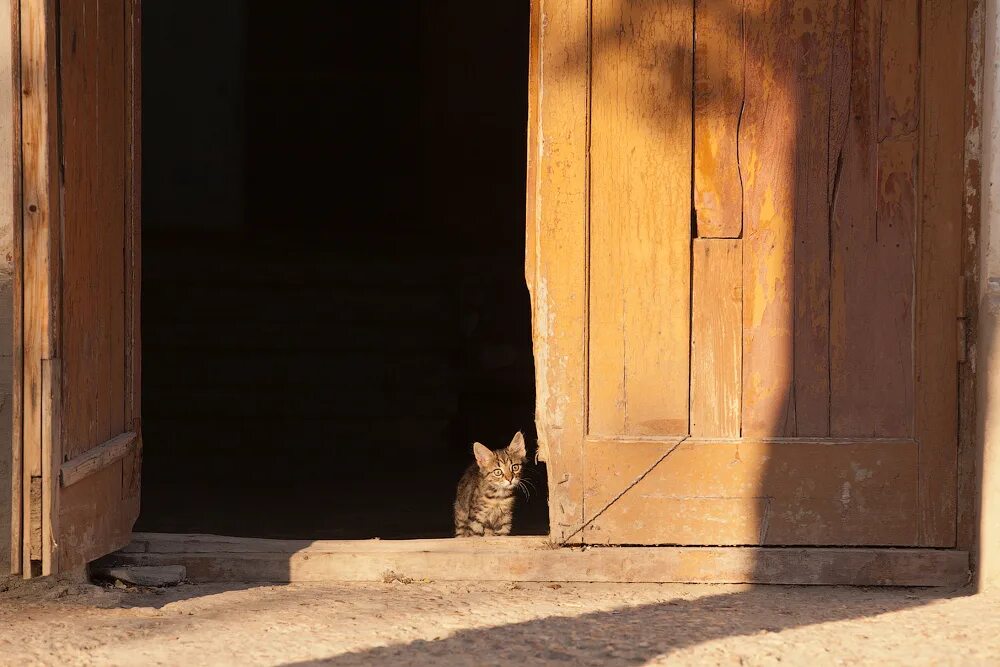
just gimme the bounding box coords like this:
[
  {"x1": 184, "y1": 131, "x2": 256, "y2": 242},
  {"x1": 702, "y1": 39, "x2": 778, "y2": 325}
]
[{"x1": 0, "y1": 576, "x2": 997, "y2": 666}]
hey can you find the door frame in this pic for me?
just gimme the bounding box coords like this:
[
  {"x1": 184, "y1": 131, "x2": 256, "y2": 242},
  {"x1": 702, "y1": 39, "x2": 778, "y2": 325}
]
[{"x1": 0, "y1": 0, "x2": 986, "y2": 583}]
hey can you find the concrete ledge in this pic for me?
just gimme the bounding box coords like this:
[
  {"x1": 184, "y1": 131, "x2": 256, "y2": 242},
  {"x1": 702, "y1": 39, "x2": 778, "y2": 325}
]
[{"x1": 96, "y1": 533, "x2": 972, "y2": 587}]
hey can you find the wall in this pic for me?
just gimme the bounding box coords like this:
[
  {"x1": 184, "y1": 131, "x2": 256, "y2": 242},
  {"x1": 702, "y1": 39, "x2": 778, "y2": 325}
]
[
  {"x1": 0, "y1": 0, "x2": 14, "y2": 574},
  {"x1": 977, "y1": 0, "x2": 1000, "y2": 592}
]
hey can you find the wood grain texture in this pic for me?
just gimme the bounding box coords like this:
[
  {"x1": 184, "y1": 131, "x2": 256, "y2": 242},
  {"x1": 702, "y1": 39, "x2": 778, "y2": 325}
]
[
  {"x1": 584, "y1": 438, "x2": 919, "y2": 546},
  {"x1": 878, "y1": 0, "x2": 920, "y2": 141},
  {"x1": 55, "y1": 0, "x2": 137, "y2": 571},
  {"x1": 19, "y1": 0, "x2": 60, "y2": 576},
  {"x1": 691, "y1": 239, "x2": 742, "y2": 437},
  {"x1": 831, "y1": 0, "x2": 917, "y2": 437},
  {"x1": 741, "y1": 0, "x2": 837, "y2": 437},
  {"x1": 527, "y1": 0, "x2": 589, "y2": 543},
  {"x1": 957, "y1": 0, "x2": 985, "y2": 554},
  {"x1": 60, "y1": 0, "x2": 126, "y2": 461},
  {"x1": 916, "y1": 0, "x2": 966, "y2": 547},
  {"x1": 536, "y1": 0, "x2": 966, "y2": 550},
  {"x1": 60, "y1": 431, "x2": 137, "y2": 488},
  {"x1": 108, "y1": 533, "x2": 970, "y2": 587},
  {"x1": 589, "y1": 0, "x2": 692, "y2": 437},
  {"x1": 121, "y1": 0, "x2": 142, "y2": 507},
  {"x1": 694, "y1": 0, "x2": 744, "y2": 238},
  {"x1": 39, "y1": 357, "x2": 57, "y2": 573}
]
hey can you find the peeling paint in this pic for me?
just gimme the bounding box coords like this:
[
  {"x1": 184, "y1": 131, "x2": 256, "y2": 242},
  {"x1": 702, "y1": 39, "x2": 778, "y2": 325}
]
[{"x1": 851, "y1": 462, "x2": 874, "y2": 482}]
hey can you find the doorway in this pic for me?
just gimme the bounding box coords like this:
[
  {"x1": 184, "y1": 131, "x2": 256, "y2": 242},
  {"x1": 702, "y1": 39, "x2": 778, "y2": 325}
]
[{"x1": 135, "y1": 1, "x2": 545, "y2": 539}]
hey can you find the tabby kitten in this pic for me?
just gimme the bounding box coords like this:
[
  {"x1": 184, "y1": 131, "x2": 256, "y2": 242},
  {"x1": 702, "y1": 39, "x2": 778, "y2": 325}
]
[{"x1": 453, "y1": 432, "x2": 527, "y2": 537}]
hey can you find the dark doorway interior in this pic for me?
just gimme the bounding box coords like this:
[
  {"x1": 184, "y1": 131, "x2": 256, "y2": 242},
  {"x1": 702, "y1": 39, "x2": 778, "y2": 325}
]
[{"x1": 136, "y1": 1, "x2": 544, "y2": 539}]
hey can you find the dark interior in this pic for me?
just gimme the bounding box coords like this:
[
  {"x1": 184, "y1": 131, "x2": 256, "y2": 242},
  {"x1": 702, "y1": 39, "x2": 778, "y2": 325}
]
[{"x1": 136, "y1": 1, "x2": 544, "y2": 539}]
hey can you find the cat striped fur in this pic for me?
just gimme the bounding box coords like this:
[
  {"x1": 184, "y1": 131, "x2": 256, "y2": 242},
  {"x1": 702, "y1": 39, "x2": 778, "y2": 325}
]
[{"x1": 453, "y1": 432, "x2": 527, "y2": 537}]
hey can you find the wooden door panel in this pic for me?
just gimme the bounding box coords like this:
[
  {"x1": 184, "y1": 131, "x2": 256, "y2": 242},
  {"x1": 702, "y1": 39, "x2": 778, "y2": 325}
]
[
  {"x1": 830, "y1": 0, "x2": 917, "y2": 439},
  {"x1": 693, "y1": 0, "x2": 744, "y2": 239},
  {"x1": 531, "y1": 0, "x2": 964, "y2": 547},
  {"x1": 583, "y1": 439, "x2": 918, "y2": 545},
  {"x1": 690, "y1": 239, "x2": 742, "y2": 437},
  {"x1": 914, "y1": 1, "x2": 966, "y2": 548},
  {"x1": 588, "y1": 0, "x2": 693, "y2": 438},
  {"x1": 55, "y1": 0, "x2": 138, "y2": 571},
  {"x1": 20, "y1": 0, "x2": 141, "y2": 575}
]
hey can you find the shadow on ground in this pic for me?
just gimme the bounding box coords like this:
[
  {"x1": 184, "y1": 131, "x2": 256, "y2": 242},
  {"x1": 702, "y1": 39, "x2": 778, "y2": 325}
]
[{"x1": 278, "y1": 585, "x2": 968, "y2": 666}]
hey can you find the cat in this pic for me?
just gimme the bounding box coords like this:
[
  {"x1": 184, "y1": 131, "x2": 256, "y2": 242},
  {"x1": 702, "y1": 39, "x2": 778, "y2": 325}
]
[{"x1": 453, "y1": 432, "x2": 527, "y2": 537}]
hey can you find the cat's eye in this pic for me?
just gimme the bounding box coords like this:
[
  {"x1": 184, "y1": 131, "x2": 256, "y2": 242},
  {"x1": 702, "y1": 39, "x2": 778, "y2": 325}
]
[
  {"x1": 511, "y1": 464, "x2": 521, "y2": 472},
  {"x1": 493, "y1": 469, "x2": 502, "y2": 476}
]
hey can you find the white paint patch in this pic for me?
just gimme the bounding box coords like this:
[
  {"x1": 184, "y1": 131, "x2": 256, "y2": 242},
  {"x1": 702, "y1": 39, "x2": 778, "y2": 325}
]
[
  {"x1": 840, "y1": 482, "x2": 852, "y2": 507},
  {"x1": 851, "y1": 462, "x2": 874, "y2": 482}
]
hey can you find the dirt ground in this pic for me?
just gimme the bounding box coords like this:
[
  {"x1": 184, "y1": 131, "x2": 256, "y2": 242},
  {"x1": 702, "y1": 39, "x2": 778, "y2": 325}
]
[{"x1": 0, "y1": 575, "x2": 997, "y2": 666}]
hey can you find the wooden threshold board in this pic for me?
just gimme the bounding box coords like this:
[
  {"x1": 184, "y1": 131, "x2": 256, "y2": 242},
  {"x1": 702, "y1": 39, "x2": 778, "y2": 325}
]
[{"x1": 94, "y1": 533, "x2": 972, "y2": 587}]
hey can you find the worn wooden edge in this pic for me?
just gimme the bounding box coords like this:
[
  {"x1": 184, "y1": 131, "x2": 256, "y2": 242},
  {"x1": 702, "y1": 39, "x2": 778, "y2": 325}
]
[
  {"x1": 915, "y1": 0, "x2": 966, "y2": 547},
  {"x1": 5, "y1": 0, "x2": 22, "y2": 577},
  {"x1": 39, "y1": 357, "x2": 56, "y2": 574},
  {"x1": 523, "y1": 0, "x2": 539, "y2": 303},
  {"x1": 59, "y1": 431, "x2": 137, "y2": 488},
  {"x1": 19, "y1": 0, "x2": 59, "y2": 579},
  {"x1": 105, "y1": 534, "x2": 970, "y2": 587},
  {"x1": 121, "y1": 0, "x2": 141, "y2": 514},
  {"x1": 530, "y1": 0, "x2": 589, "y2": 544},
  {"x1": 957, "y1": 0, "x2": 985, "y2": 556},
  {"x1": 127, "y1": 533, "x2": 552, "y2": 554}
]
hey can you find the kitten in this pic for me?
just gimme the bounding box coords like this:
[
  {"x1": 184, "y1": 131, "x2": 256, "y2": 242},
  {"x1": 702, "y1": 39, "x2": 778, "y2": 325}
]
[{"x1": 453, "y1": 432, "x2": 527, "y2": 537}]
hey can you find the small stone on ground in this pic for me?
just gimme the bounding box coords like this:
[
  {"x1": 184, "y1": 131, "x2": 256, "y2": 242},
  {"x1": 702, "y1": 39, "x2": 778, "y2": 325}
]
[{"x1": 92, "y1": 565, "x2": 187, "y2": 588}]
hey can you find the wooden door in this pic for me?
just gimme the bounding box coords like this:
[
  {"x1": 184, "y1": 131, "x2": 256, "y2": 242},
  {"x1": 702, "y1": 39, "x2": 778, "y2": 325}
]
[
  {"x1": 528, "y1": 0, "x2": 966, "y2": 547},
  {"x1": 18, "y1": 0, "x2": 141, "y2": 576}
]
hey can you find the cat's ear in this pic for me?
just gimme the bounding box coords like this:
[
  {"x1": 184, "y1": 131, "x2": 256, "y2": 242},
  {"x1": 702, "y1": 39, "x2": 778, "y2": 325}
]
[
  {"x1": 472, "y1": 442, "x2": 494, "y2": 468},
  {"x1": 507, "y1": 431, "x2": 526, "y2": 460}
]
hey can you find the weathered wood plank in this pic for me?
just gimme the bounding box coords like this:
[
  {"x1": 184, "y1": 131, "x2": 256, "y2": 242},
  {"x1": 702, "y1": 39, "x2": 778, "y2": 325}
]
[
  {"x1": 122, "y1": 0, "x2": 142, "y2": 508},
  {"x1": 19, "y1": 0, "x2": 61, "y2": 577},
  {"x1": 107, "y1": 533, "x2": 969, "y2": 587},
  {"x1": 60, "y1": 0, "x2": 127, "y2": 461},
  {"x1": 39, "y1": 358, "x2": 58, "y2": 574},
  {"x1": 589, "y1": 0, "x2": 692, "y2": 437},
  {"x1": 527, "y1": 0, "x2": 588, "y2": 543},
  {"x1": 584, "y1": 438, "x2": 919, "y2": 546},
  {"x1": 916, "y1": 0, "x2": 965, "y2": 546},
  {"x1": 957, "y1": 0, "x2": 985, "y2": 554},
  {"x1": 691, "y1": 239, "x2": 742, "y2": 437},
  {"x1": 736, "y1": 0, "x2": 847, "y2": 437},
  {"x1": 739, "y1": 0, "x2": 798, "y2": 437},
  {"x1": 831, "y1": 0, "x2": 917, "y2": 438},
  {"x1": 56, "y1": 0, "x2": 136, "y2": 571},
  {"x1": 879, "y1": 0, "x2": 920, "y2": 140},
  {"x1": 788, "y1": 1, "x2": 842, "y2": 437},
  {"x1": 694, "y1": 0, "x2": 744, "y2": 238},
  {"x1": 60, "y1": 431, "x2": 138, "y2": 488}
]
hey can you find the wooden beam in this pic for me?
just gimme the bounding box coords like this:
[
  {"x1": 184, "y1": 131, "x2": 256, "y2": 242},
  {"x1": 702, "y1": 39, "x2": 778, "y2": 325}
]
[
  {"x1": 19, "y1": 0, "x2": 60, "y2": 578},
  {"x1": 59, "y1": 431, "x2": 137, "y2": 488},
  {"x1": 104, "y1": 533, "x2": 971, "y2": 587}
]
